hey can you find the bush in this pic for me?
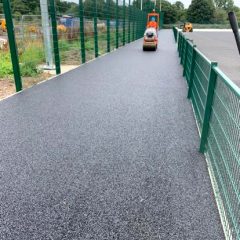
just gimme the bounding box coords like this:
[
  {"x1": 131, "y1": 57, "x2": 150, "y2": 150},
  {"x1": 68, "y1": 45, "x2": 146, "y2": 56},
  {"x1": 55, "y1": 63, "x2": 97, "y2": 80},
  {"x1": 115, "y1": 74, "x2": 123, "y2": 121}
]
[
  {"x1": 0, "y1": 53, "x2": 13, "y2": 78},
  {"x1": 20, "y1": 62, "x2": 40, "y2": 77},
  {"x1": 214, "y1": 8, "x2": 228, "y2": 24},
  {"x1": 20, "y1": 41, "x2": 45, "y2": 65}
]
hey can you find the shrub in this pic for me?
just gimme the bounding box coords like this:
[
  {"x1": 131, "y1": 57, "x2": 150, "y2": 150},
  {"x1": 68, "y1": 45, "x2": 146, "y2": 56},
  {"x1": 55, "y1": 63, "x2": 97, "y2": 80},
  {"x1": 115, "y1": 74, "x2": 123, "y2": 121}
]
[
  {"x1": 0, "y1": 52, "x2": 13, "y2": 78},
  {"x1": 20, "y1": 62, "x2": 40, "y2": 77},
  {"x1": 20, "y1": 41, "x2": 45, "y2": 65}
]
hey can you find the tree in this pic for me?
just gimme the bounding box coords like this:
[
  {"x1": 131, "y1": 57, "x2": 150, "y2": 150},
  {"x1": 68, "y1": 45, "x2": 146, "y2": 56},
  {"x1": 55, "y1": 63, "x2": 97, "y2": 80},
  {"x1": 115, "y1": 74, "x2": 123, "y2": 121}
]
[
  {"x1": 174, "y1": 1, "x2": 184, "y2": 10},
  {"x1": 214, "y1": 8, "x2": 228, "y2": 23},
  {"x1": 174, "y1": 1, "x2": 186, "y2": 22},
  {"x1": 187, "y1": 0, "x2": 215, "y2": 23},
  {"x1": 159, "y1": 0, "x2": 178, "y2": 24},
  {"x1": 11, "y1": 0, "x2": 30, "y2": 15},
  {"x1": 133, "y1": 0, "x2": 155, "y2": 12},
  {"x1": 84, "y1": 0, "x2": 116, "y2": 19},
  {"x1": 0, "y1": 2, "x2": 3, "y2": 14},
  {"x1": 214, "y1": 0, "x2": 234, "y2": 11}
]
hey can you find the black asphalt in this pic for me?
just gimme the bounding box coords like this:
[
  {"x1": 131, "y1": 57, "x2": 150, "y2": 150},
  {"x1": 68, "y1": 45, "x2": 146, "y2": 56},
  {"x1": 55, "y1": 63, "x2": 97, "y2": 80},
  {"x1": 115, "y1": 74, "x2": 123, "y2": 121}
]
[
  {"x1": 0, "y1": 30, "x2": 224, "y2": 239},
  {"x1": 184, "y1": 31, "x2": 240, "y2": 87}
]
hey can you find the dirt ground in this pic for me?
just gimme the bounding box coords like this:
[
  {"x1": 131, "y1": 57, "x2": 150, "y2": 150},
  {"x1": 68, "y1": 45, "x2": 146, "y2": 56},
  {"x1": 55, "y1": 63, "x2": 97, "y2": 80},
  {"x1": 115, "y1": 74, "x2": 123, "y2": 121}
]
[
  {"x1": 0, "y1": 65, "x2": 79, "y2": 100},
  {"x1": 0, "y1": 72, "x2": 53, "y2": 100}
]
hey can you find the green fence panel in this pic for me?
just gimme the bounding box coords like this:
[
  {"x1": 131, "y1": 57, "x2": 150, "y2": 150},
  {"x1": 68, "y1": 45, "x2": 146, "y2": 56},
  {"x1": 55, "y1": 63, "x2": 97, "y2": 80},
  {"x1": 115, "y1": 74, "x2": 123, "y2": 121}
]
[
  {"x1": 93, "y1": 0, "x2": 98, "y2": 58},
  {"x1": 200, "y1": 62, "x2": 218, "y2": 153},
  {"x1": 175, "y1": 29, "x2": 240, "y2": 240},
  {"x1": 177, "y1": 33, "x2": 182, "y2": 55},
  {"x1": 49, "y1": 0, "x2": 61, "y2": 74},
  {"x1": 180, "y1": 37, "x2": 187, "y2": 65},
  {"x1": 79, "y1": 0, "x2": 86, "y2": 64},
  {"x1": 115, "y1": 0, "x2": 119, "y2": 48},
  {"x1": 132, "y1": 7, "x2": 135, "y2": 41},
  {"x1": 1, "y1": 0, "x2": 147, "y2": 96},
  {"x1": 187, "y1": 45, "x2": 197, "y2": 99},
  {"x1": 3, "y1": 0, "x2": 22, "y2": 92},
  {"x1": 172, "y1": 27, "x2": 178, "y2": 42},
  {"x1": 191, "y1": 48, "x2": 212, "y2": 131},
  {"x1": 107, "y1": 0, "x2": 111, "y2": 52},
  {"x1": 183, "y1": 40, "x2": 194, "y2": 84},
  {"x1": 123, "y1": 0, "x2": 126, "y2": 46},
  {"x1": 206, "y1": 68, "x2": 240, "y2": 239},
  {"x1": 128, "y1": 0, "x2": 131, "y2": 43}
]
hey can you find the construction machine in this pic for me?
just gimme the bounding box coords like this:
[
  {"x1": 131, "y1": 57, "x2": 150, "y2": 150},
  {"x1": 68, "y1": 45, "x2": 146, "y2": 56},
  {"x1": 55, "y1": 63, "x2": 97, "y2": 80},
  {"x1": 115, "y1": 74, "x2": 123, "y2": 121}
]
[
  {"x1": 0, "y1": 19, "x2": 6, "y2": 32},
  {"x1": 182, "y1": 22, "x2": 193, "y2": 32},
  {"x1": 147, "y1": 11, "x2": 159, "y2": 30}
]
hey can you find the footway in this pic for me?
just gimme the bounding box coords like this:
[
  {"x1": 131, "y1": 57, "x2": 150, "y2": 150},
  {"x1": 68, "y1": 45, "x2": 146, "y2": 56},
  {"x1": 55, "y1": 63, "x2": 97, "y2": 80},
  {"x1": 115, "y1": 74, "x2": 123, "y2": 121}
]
[{"x1": 0, "y1": 30, "x2": 224, "y2": 239}]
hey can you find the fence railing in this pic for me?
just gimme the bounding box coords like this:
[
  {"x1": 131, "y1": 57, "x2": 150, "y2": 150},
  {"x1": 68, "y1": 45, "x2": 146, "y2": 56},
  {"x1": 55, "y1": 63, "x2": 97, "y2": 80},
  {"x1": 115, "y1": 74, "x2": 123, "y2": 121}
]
[
  {"x1": 2, "y1": 0, "x2": 166, "y2": 94},
  {"x1": 174, "y1": 27, "x2": 240, "y2": 240}
]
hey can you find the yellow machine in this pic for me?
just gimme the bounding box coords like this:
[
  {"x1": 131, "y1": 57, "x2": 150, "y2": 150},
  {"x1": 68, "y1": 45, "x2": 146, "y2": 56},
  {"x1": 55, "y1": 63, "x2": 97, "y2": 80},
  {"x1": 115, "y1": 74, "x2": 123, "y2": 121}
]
[
  {"x1": 0, "y1": 19, "x2": 6, "y2": 32},
  {"x1": 182, "y1": 22, "x2": 193, "y2": 32}
]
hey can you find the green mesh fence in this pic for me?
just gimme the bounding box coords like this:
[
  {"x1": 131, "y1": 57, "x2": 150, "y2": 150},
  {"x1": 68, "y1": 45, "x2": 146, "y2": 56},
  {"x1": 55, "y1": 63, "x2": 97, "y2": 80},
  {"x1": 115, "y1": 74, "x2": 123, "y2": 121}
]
[
  {"x1": 172, "y1": 26, "x2": 178, "y2": 42},
  {"x1": 184, "y1": 40, "x2": 193, "y2": 84},
  {"x1": 175, "y1": 29, "x2": 240, "y2": 239},
  {"x1": 191, "y1": 49, "x2": 211, "y2": 131},
  {"x1": 206, "y1": 68, "x2": 240, "y2": 239},
  {"x1": 2, "y1": 0, "x2": 148, "y2": 96}
]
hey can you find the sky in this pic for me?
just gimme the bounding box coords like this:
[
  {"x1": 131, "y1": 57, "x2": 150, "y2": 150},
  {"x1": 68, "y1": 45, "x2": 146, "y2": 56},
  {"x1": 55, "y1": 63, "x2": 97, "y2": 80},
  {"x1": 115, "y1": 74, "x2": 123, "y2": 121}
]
[
  {"x1": 169, "y1": 0, "x2": 240, "y2": 8},
  {"x1": 67, "y1": 0, "x2": 240, "y2": 8}
]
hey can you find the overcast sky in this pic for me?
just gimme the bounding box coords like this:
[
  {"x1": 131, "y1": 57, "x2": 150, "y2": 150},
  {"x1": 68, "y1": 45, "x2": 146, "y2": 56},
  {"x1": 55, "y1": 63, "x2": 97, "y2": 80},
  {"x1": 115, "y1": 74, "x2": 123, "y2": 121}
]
[
  {"x1": 169, "y1": 0, "x2": 240, "y2": 7},
  {"x1": 67, "y1": 0, "x2": 240, "y2": 8}
]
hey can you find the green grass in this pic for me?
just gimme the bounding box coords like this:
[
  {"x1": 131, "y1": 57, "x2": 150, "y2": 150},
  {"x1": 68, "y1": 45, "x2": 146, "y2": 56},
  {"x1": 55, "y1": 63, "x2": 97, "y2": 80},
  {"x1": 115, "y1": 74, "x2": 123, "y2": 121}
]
[
  {"x1": 0, "y1": 52, "x2": 13, "y2": 78},
  {"x1": 1, "y1": 29, "x2": 131, "y2": 78}
]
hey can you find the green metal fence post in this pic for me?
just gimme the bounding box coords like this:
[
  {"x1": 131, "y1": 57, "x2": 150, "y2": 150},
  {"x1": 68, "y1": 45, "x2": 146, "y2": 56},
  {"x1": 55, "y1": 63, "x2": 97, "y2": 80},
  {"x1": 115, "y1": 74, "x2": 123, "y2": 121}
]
[
  {"x1": 135, "y1": 10, "x2": 138, "y2": 39},
  {"x1": 180, "y1": 37, "x2": 186, "y2": 64},
  {"x1": 199, "y1": 62, "x2": 218, "y2": 153},
  {"x1": 79, "y1": 0, "x2": 85, "y2": 63},
  {"x1": 183, "y1": 40, "x2": 189, "y2": 77},
  {"x1": 94, "y1": 0, "x2": 98, "y2": 57},
  {"x1": 49, "y1": 0, "x2": 61, "y2": 74},
  {"x1": 160, "y1": 12, "x2": 164, "y2": 29},
  {"x1": 137, "y1": 10, "x2": 140, "y2": 39},
  {"x1": 123, "y1": 0, "x2": 126, "y2": 45},
  {"x1": 187, "y1": 45, "x2": 197, "y2": 99},
  {"x1": 128, "y1": 0, "x2": 131, "y2": 43},
  {"x1": 178, "y1": 33, "x2": 182, "y2": 56},
  {"x1": 180, "y1": 35, "x2": 184, "y2": 58},
  {"x1": 132, "y1": 7, "x2": 135, "y2": 41},
  {"x1": 116, "y1": 0, "x2": 119, "y2": 48},
  {"x1": 3, "y1": 0, "x2": 22, "y2": 92},
  {"x1": 106, "y1": 0, "x2": 110, "y2": 52}
]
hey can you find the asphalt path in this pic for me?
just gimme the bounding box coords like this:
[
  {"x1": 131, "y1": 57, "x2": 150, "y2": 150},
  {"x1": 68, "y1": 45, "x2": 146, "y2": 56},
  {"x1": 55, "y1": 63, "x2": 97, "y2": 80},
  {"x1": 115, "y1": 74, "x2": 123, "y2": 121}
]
[
  {"x1": 185, "y1": 31, "x2": 240, "y2": 87},
  {"x1": 0, "y1": 30, "x2": 224, "y2": 239}
]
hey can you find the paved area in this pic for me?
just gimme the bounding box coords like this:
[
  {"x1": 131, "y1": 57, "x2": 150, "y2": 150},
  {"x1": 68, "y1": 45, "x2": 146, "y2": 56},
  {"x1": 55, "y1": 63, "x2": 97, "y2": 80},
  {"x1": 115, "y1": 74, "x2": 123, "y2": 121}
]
[
  {"x1": 0, "y1": 30, "x2": 224, "y2": 239},
  {"x1": 184, "y1": 31, "x2": 240, "y2": 87}
]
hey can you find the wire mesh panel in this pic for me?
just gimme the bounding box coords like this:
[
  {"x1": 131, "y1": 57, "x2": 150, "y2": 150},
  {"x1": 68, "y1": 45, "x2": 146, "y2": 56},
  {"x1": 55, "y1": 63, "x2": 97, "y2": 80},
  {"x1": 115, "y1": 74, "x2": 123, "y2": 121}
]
[
  {"x1": 0, "y1": 13, "x2": 17, "y2": 99},
  {"x1": 8, "y1": 1, "x2": 51, "y2": 91},
  {"x1": 184, "y1": 40, "x2": 193, "y2": 85},
  {"x1": 174, "y1": 27, "x2": 178, "y2": 42},
  {"x1": 206, "y1": 68, "x2": 240, "y2": 239},
  {"x1": 175, "y1": 30, "x2": 240, "y2": 239},
  {"x1": 181, "y1": 36, "x2": 187, "y2": 65},
  {"x1": 1, "y1": 0, "x2": 147, "y2": 98},
  {"x1": 177, "y1": 33, "x2": 182, "y2": 56},
  {"x1": 191, "y1": 49, "x2": 211, "y2": 131}
]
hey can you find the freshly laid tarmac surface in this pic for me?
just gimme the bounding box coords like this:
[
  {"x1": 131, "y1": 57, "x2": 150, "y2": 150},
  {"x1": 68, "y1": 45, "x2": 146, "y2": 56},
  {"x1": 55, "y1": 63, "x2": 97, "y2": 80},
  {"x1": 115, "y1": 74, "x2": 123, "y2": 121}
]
[
  {"x1": 185, "y1": 31, "x2": 240, "y2": 87},
  {"x1": 0, "y1": 30, "x2": 224, "y2": 239}
]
